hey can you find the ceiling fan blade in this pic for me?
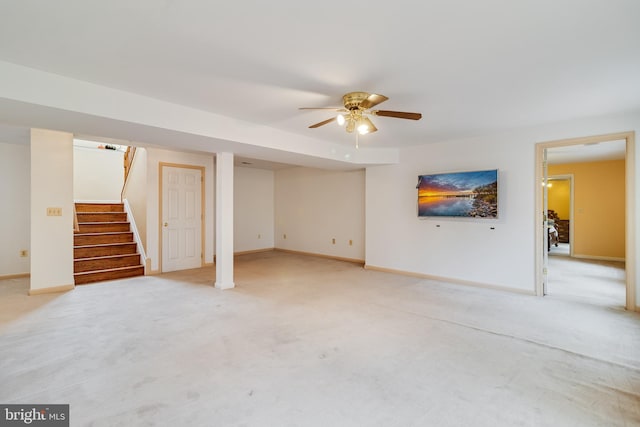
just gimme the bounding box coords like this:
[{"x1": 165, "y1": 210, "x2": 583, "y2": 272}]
[
  {"x1": 309, "y1": 117, "x2": 337, "y2": 128},
  {"x1": 359, "y1": 93, "x2": 388, "y2": 110},
  {"x1": 374, "y1": 110, "x2": 422, "y2": 120}
]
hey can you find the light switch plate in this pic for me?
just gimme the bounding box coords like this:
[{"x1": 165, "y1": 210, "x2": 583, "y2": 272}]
[{"x1": 46, "y1": 207, "x2": 62, "y2": 216}]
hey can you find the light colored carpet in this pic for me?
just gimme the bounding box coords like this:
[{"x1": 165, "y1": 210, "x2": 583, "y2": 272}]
[
  {"x1": 1, "y1": 251, "x2": 639, "y2": 426},
  {"x1": 547, "y1": 253, "x2": 626, "y2": 308},
  {"x1": 548, "y1": 242, "x2": 570, "y2": 256}
]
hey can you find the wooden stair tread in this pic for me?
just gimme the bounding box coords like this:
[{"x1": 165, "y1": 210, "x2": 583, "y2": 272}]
[
  {"x1": 74, "y1": 232, "x2": 134, "y2": 246},
  {"x1": 77, "y1": 214, "x2": 128, "y2": 221},
  {"x1": 75, "y1": 211, "x2": 125, "y2": 217},
  {"x1": 74, "y1": 253, "x2": 141, "y2": 273},
  {"x1": 74, "y1": 231, "x2": 132, "y2": 236},
  {"x1": 74, "y1": 265, "x2": 144, "y2": 276},
  {"x1": 73, "y1": 265, "x2": 144, "y2": 285},
  {"x1": 75, "y1": 203, "x2": 124, "y2": 213},
  {"x1": 76, "y1": 213, "x2": 124, "y2": 216},
  {"x1": 76, "y1": 221, "x2": 129, "y2": 225},
  {"x1": 76, "y1": 212, "x2": 127, "y2": 216},
  {"x1": 76, "y1": 223, "x2": 130, "y2": 232},
  {"x1": 75, "y1": 253, "x2": 140, "y2": 262},
  {"x1": 74, "y1": 241, "x2": 137, "y2": 248}
]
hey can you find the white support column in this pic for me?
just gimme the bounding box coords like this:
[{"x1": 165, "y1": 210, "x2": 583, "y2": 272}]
[
  {"x1": 30, "y1": 128, "x2": 75, "y2": 294},
  {"x1": 215, "y1": 152, "x2": 235, "y2": 289}
]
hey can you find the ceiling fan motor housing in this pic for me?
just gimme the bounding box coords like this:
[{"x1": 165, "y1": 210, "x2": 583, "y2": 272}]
[{"x1": 343, "y1": 92, "x2": 370, "y2": 110}]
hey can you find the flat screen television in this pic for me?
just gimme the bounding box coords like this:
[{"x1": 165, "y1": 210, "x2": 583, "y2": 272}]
[{"x1": 417, "y1": 169, "x2": 498, "y2": 218}]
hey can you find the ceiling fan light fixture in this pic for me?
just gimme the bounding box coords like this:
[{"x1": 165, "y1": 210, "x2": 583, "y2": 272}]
[
  {"x1": 357, "y1": 117, "x2": 376, "y2": 135},
  {"x1": 299, "y1": 91, "x2": 420, "y2": 143},
  {"x1": 357, "y1": 122, "x2": 370, "y2": 135},
  {"x1": 346, "y1": 118, "x2": 356, "y2": 133}
]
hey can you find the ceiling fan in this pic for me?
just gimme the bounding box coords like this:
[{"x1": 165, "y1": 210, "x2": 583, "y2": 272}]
[{"x1": 299, "y1": 91, "x2": 422, "y2": 138}]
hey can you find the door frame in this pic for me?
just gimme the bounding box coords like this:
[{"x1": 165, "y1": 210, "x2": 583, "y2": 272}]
[
  {"x1": 547, "y1": 174, "x2": 574, "y2": 257},
  {"x1": 159, "y1": 162, "x2": 206, "y2": 273},
  {"x1": 534, "y1": 131, "x2": 636, "y2": 311}
]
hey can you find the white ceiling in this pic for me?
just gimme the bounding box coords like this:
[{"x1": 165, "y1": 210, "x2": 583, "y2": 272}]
[
  {"x1": 546, "y1": 139, "x2": 626, "y2": 164},
  {"x1": 0, "y1": 1, "x2": 639, "y2": 162}
]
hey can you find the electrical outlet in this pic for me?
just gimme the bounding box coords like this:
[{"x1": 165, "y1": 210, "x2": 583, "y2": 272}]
[
  {"x1": 46, "y1": 207, "x2": 62, "y2": 216},
  {"x1": 20, "y1": 250, "x2": 28, "y2": 257},
  {"x1": 332, "y1": 238, "x2": 336, "y2": 244}
]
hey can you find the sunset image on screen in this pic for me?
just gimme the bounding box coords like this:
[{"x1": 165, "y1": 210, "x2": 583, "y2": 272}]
[{"x1": 417, "y1": 170, "x2": 498, "y2": 218}]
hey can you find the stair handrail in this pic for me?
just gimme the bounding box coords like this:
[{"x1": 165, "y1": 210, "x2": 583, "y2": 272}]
[
  {"x1": 121, "y1": 146, "x2": 137, "y2": 202},
  {"x1": 73, "y1": 204, "x2": 80, "y2": 232}
]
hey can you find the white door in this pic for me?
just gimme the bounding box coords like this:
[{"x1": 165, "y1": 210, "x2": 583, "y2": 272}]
[{"x1": 162, "y1": 166, "x2": 202, "y2": 272}]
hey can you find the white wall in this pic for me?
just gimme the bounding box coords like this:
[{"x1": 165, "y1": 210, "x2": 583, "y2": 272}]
[
  {"x1": 122, "y1": 147, "x2": 148, "y2": 252},
  {"x1": 235, "y1": 167, "x2": 274, "y2": 252},
  {"x1": 366, "y1": 137, "x2": 532, "y2": 291},
  {"x1": 73, "y1": 145, "x2": 124, "y2": 201},
  {"x1": 0, "y1": 142, "x2": 30, "y2": 276},
  {"x1": 30, "y1": 129, "x2": 74, "y2": 291},
  {"x1": 145, "y1": 148, "x2": 215, "y2": 272},
  {"x1": 275, "y1": 167, "x2": 365, "y2": 261},
  {"x1": 366, "y1": 110, "x2": 640, "y2": 296}
]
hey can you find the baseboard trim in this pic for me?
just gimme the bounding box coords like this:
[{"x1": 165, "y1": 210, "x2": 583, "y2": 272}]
[
  {"x1": 0, "y1": 273, "x2": 30, "y2": 280},
  {"x1": 573, "y1": 254, "x2": 625, "y2": 262},
  {"x1": 364, "y1": 264, "x2": 536, "y2": 296},
  {"x1": 29, "y1": 284, "x2": 75, "y2": 296},
  {"x1": 235, "y1": 248, "x2": 275, "y2": 257},
  {"x1": 210, "y1": 248, "x2": 364, "y2": 264},
  {"x1": 275, "y1": 248, "x2": 365, "y2": 265}
]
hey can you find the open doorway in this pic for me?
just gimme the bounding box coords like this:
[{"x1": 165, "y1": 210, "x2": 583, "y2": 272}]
[
  {"x1": 535, "y1": 132, "x2": 636, "y2": 311},
  {"x1": 546, "y1": 175, "x2": 572, "y2": 257}
]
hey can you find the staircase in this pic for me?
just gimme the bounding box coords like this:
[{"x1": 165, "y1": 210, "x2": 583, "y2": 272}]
[{"x1": 74, "y1": 202, "x2": 144, "y2": 285}]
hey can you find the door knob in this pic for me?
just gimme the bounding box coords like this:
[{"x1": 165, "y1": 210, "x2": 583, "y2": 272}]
[{"x1": 164, "y1": 222, "x2": 168, "y2": 227}]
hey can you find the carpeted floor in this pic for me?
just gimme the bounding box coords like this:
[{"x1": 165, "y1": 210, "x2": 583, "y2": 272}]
[
  {"x1": 1, "y1": 251, "x2": 639, "y2": 426},
  {"x1": 548, "y1": 242, "x2": 570, "y2": 256},
  {"x1": 547, "y1": 251, "x2": 626, "y2": 308}
]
